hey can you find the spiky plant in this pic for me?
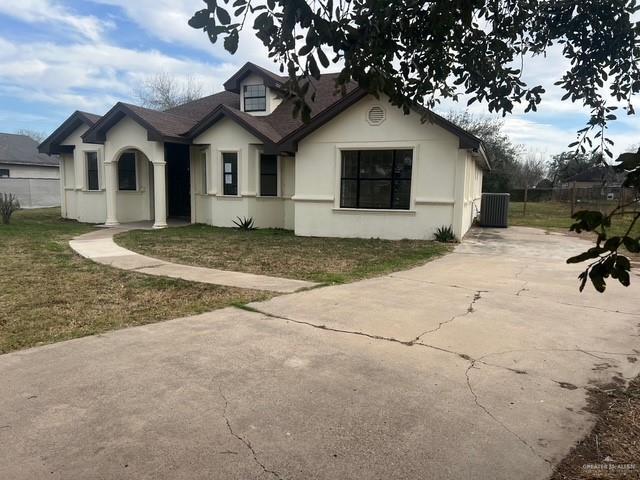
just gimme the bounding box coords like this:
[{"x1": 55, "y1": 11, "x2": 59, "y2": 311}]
[
  {"x1": 434, "y1": 225, "x2": 457, "y2": 243},
  {"x1": 232, "y1": 216, "x2": 256, "y2": 230}
]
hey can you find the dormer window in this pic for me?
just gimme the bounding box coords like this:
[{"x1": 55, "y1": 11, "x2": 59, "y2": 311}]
[{"x1": 243, "y1": 84, "x2": 266, "y2": 112}]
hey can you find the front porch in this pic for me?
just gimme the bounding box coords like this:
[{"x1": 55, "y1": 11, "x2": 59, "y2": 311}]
[{"x1": 102, "y1": 141, "x2": 191, "y2": 229}]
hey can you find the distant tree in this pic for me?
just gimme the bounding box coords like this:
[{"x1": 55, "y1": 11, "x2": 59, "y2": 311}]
[
  {"x1": 536, "y1": 178, "x2": 553, "y2": 189},
  {"x1": 133, "y1": 73, "x2": 205, "y2": 111},
  {"x1": 15, "y1": 129, "x2": 46, "y2": 143},
  {"x1": 515, "y1": 155, "x2": 546, "y2": 188},
  {"x1": 547, "y1": 151, "x2": 600, "y2": 186},
  {"x1": 445, "y1": 111, "x2": 522, "y2": 193}
]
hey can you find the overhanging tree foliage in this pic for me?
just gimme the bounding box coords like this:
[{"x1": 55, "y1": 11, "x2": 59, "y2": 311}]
[{"x1": 189, "y1": 0, "x2": 640, "y2": 292}]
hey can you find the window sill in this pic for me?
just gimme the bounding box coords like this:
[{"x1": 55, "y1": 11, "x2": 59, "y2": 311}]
[
  {"x1": 332, "y1": 208, "x2": 416, "y2": 215},
  {"x1": 82, "y1": 189, "x2": 104, "y2": 193},
  {"x1": 215, "y1": 194, "x2": 243, "y2": 200},
  {"x1": 256, "y1": 195, "x2": 281, "y2": 200}
]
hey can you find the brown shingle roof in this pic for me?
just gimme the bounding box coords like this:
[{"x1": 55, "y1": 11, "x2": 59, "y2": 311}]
[{"x1": 164, "y1": 91, "x2": 239, "y2": 122}]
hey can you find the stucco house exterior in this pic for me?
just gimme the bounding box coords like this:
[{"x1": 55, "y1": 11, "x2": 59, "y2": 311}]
[
  {"x1": 0, "y1": 133, "x2": 60, "y2": 208},
  {"x1": 39, "y1": 63, "x2": 488, "y2": 240}
]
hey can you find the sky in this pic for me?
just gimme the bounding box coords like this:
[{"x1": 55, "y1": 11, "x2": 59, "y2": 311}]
[{"x1": 0, "y1": 0, "x2": 638, "y2": 161}]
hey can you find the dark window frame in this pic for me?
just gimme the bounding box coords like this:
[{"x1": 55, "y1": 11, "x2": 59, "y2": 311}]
[
  {"x1": 243, "y1": 84, "x2": 267, "y2": 112},
  {"x1": 340, "y1": 149, "x2": 413, "y2": 210},
  {"x1": 118, "y1": 151, "x2": 137, "y2": 191},
  {"x1": 86, "y1": 151, "x2": 99, "y2": 191},
  {"x1": 259, "y1": 154, "x2": 278, "y2": 197},
  {"x1": 222, "y1": 152, "x2": 238, "y2": 196},
  {"x1": 0, "y1": 168, "x2": 9, "y2": 178}
]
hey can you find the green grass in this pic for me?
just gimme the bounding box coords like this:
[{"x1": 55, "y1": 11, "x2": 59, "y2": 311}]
[
  {"x1": 509, "y1": 202, "x2": 640, "y2": 237},
  {"x1": 116, "y1": 224, "x2": 450, "y2": 284},
  {"x1": 0, "y1": 208, "x2": 268, "y2": 354}
]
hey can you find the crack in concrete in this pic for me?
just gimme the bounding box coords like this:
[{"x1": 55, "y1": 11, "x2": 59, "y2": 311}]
[
  {"x1": 218, "y1": 386, "x2": 284, "y2": 480},
  {"x1": 464, "y1": 361, "x2": 554, "y2": 470},
  {"x1": 236, "y1": 305, "x2": 635, "y2": 470},
  {"x1": 412, "y1": 290, "x2": 484, "y2": 342}
]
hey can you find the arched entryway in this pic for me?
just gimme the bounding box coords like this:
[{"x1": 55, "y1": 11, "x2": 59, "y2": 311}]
[{"x1": 104, "y1": 146, "x2": 168, "y2": 229}]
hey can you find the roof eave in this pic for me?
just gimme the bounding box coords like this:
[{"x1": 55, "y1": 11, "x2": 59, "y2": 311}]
[{"x1": 38, "y1": 110, "x2": 96, "y2": 155}]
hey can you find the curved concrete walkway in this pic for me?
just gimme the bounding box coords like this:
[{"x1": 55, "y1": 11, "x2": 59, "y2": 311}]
[{"x1": 69, "y1": 224, "x2": 317, "y2": 293}]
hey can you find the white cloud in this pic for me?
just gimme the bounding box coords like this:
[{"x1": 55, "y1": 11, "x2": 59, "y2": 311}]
[
  {"x1": 0, "y1": 0, "x2": 111, "y2": 41},
  {"x1": 0, "y1": 35, "x2": 239, "y2": 113},
  {"x1": 88, "y1": 0, "x2": 272, "y2": 66}
]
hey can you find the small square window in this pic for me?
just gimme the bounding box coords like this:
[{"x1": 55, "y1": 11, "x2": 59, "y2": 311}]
[
  {"x1": 243, "y1": 84, "x2": 266, "y2": 112},
  {"x1": 0, "y1": 168, "x2": 9, "y2": 178}
]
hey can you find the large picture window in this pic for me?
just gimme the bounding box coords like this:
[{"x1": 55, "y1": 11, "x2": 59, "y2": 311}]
[
  {"x1": 222, "y1": 152, "x2": 238, "y2": 196},
  {"x1": 243, "y1": 84, "x2": 266, "y2": 112},
  {"x1": 86, "y1": 152, "x2": 99, "y2": 191},
  {"x1": 260, "y1": 154, "x2": 278, "y2": 196},
  {"x1": 340, "y1": 149, "x2": 413, "y2": 210},
  {"x1": 118, "y1": 152, "x2": 137, "y2": 191}
]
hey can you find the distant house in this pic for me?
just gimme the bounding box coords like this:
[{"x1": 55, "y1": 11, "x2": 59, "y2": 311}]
[
  {"x1": 39, "y1": 62, "x2": 489, "y2": 239},
  {"x1": 563, "y1": 166, "x2": 624, "y2": 188},
  {"x1": 0, "y1": 133, "x2": 60, "y2": 207}
]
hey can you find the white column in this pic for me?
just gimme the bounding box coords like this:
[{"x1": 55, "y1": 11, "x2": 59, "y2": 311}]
[
  {"x1": 104, "y1": 160, "x2": 119, "y2": 226},
  {"x1": 152, "y1": 161, "x2": 168, "y2": 229}
]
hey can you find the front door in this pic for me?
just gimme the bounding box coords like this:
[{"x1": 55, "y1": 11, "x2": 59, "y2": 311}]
[{"x1": 165, "y1": 143, "x2": 191, "y2": 219}]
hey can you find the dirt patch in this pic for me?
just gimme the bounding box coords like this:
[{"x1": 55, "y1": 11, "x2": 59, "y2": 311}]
[{"x1": 551, "y1": 376, "x2": 640, "y2": 479}]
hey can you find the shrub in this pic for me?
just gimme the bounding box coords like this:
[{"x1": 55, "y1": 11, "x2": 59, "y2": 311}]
[
  {"x1": 232, "y1": 216, "x2": 256, "y2": 230},
  {"x1": 434, "y1": 225, "x2": 457, "y2": 243},
  {"x1": 0, "y1": 193, "x2": 20, "y2": 224}
]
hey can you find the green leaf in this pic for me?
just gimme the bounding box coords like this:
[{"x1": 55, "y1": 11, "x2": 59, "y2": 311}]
[
  {"x1": 603, "y1": 236, "x2": 621, "y2": 251},
  {"x1": 216, "y1": 6, "x2": 231, "y2": 25},
  {"x1": 188, "y1": 9, "x2": 210, "y2": 29},
  {"x1": 308, "y1": 54, "x2": 320, "y2": 79},
  {"x1": 224, "y1": 30, "x2": 239, "y2": 54},
  {"x1": 623, "y1": 236, "x2": 640, "y2": 253},
  {"x1": 317, "y1": 47, "x2": 330, "y2": 68}
]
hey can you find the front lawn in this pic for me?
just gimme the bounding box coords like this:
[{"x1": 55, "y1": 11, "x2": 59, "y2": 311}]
[
  {"x1": 0, "y1": 209, "x2": 268, "y2": 354},
  {"x1": 115, "y1": 224, "x2": 450, "y2": 284}
]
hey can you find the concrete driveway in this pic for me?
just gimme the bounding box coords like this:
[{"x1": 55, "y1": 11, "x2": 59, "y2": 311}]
[{"x1": 1, "y1": 227, "x2": 639, "y2": 480}]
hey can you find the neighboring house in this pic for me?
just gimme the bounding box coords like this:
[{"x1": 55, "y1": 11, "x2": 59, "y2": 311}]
[
  {"x1": 0, "y1": 133, "x2": 60, "y2": 208},
  {"x1": 563, "y1": 166, "x2": 624, "y2": 189},
  {"x1": 39, "y1": 63, "x2": 489, "y2": 239}
]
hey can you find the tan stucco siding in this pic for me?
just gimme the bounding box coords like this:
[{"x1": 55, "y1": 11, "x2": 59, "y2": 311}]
[
  {"x1": 292, "y1": 95, "x2": 468, "y2": 240},
  {"x1": 192, "y1": 117, "x2": 293, "y2": 229}
]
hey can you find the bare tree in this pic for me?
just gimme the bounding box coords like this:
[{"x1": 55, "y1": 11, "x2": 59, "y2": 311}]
[
  {"x1": 15, "y1": 129, "x2": 47, "y2": 143},
  {"x1": 516, "y1": 153, "x2": 546, "y2": 216},
  {"x1": 133, "y1": 73, "x2": 205, "y2": 111}
]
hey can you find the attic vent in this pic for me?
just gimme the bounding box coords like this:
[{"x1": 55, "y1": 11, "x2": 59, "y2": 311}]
[{"x1": 367, "y1": 105, "x2": 386, "y2": 125}]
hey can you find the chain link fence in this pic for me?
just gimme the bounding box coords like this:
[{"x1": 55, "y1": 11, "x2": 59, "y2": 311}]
[{"x1": 509, "y1": 186, "x2": 640, "y2": 215}]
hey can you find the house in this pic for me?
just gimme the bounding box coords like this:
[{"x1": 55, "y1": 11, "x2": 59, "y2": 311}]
[
  {"x1": 39, "y1": 63, "x2": 489, "y2": 240},
  {"x1": 563, "y1": 166, "x2": 624, "y2": 189},
  {"x1": 0, "y1": 133, "x2": 60, "y2": 208}
]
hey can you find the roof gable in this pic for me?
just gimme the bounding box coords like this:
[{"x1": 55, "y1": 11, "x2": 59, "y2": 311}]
[
  {"x1": 223, "y1": 62, "x2": 286, "y2": 93},
  {"x1": 82, "y1": 103, "x2": 196, "y2": 144},
  {"x1": 38, "y1": 111, "x2": 100, "y2": 154}
]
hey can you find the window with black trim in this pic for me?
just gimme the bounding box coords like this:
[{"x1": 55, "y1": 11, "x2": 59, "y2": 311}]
[
  {"x1": 0, "y1": 168, "x2": 9, "y2": 178},
  {"x1": 340, "y1": 149, "x2": 413, "y2": 210},
  {"x1": 86, "y1": 152, "x2": 99, "y2": 191},
  {"x1": 260, "y1": 154, "x2": 278, "y2": 196},
  {"x1": 222, "y1": 152, "x2": 238, "y2": 195},
  {"x1": 243, "y1": 84, "x2": 266, "y2": 112},
  {"x1": 118, "y1": 152, "x2": 137, "y2": 191}
]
